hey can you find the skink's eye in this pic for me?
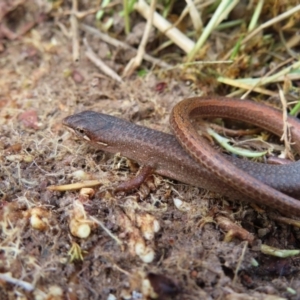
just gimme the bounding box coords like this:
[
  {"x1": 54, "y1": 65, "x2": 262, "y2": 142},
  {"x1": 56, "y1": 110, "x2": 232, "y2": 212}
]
[{"x1": 75, "y1": 128, "x2": 91, "y2": 141}]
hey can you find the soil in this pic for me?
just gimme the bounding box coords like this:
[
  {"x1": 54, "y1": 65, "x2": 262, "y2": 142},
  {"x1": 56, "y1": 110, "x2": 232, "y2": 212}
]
[{"x1": 1, "y1": 1, "x2": 300, "y2": 300}]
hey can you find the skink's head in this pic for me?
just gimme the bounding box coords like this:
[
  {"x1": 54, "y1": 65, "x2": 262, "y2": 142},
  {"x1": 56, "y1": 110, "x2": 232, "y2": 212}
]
[{"x1": 63, "y1": 111, "x2": 127, "y2": 148}]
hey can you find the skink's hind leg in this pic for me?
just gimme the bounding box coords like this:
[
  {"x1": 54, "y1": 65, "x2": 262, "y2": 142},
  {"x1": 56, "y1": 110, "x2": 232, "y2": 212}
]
[{"x1": 114, "y1": 165, "x2": 154, "y2": 192}]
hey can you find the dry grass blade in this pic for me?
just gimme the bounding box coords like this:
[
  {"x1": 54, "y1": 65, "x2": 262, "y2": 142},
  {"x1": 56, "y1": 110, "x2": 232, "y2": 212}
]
[
  {"x1": 80, "y1": 23, "x2": 171, "y2": 68},
  {"x1": 70, "y1": 0, "x2": 80, "y2": 62},
  {"x1": 134, "y1": 0, "x2": 195, "y2": 53},
  {"x1": 47, "y1": 180, "x2": 102, "y2": 191},
  {"x1": 218, "y1": 77, "x2": 278, "y2": 97},
  {"x1": 186, "y1": 0, "x2": 202, "y2": 33},
  {"x1": 90, "y1": 216, "x2": 123, "y2": 247},
  {"x1": 278, "y1": 88, "x2": 292, "y2": 159},
  {"x1": 220, "y1": 60, "x2": 300, "y2": 96},
  {"x1": 123, "y1": 0, "x2": 157, "y2": 77},
  {"x1": 83, "y1": 38, "x2": 123, "y2": 82}
]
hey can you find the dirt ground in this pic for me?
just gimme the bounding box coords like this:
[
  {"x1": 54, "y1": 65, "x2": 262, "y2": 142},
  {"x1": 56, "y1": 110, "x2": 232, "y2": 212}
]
[{"x1": 1, "y1": 1, "x2": 300, "y2": 299}]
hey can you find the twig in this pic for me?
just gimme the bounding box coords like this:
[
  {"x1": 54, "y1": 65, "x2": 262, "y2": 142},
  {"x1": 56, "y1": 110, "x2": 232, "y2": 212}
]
[
  {"x1": 58, "y1": 8, "x2": 98, "y2": 18},
  {"x1": 123, "y1": 0, "x2": 157, "y2": 76},
  {"x1": 278, "y1": 87, "x2": 292, "y2": 159},
  {"x1": 279, "y1": 30, "x2": 298, "y2": 59},
  {"x1": 163, "y1": 60, "x2": 232, "y2": 72},
  {"x1": 0, "y1": 273, "x2": 34, "y2": 292},
  {"x1": 134, "y1": 0, "x2": 195, "y2": 53},
  {"x1": 83, "y1": 38, "x2": 122, "y2": 82},
  {"x1": 90, "y1": 216, "x2": 123, "y2": 247},
  {"x1": 80, "y1": 23, "x2": 172, "y2": 69},
  {"x1": 270, "y1": 214, "x2": 300, "y2": 228},
  {"x1": 233, "y1": 242, "x2": 248, "y2": 285},
  {"x1": 70, "y1": 0, "x2": 80, "y2": 62}
]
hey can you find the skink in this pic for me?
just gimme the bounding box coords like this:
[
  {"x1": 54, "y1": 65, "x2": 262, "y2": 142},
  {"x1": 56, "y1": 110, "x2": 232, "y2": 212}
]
[{"x1": 63, "y1": 97, "x2": 300, "y2": 216}]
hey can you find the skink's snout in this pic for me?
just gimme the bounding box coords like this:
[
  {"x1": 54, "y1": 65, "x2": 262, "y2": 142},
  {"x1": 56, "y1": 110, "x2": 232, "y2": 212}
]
[
  {"x1": 63, "y1": 111, "x2": 95, "y2": 128},
  {"x1": 62, "y1": 110, "x2": 122, "y2": 144},
  {"x1": 62, "y1": 111, "x2": 103, "y2": 141}
]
